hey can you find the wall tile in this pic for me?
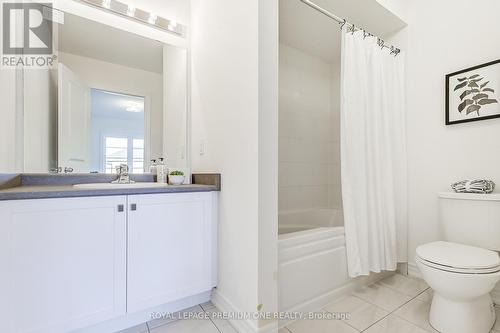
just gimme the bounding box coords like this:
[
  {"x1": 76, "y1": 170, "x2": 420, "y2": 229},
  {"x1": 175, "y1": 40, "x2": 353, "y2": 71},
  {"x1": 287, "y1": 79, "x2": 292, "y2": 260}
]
[{"x1": 279, "y1": 43, "x2": 341, "y2": 213}]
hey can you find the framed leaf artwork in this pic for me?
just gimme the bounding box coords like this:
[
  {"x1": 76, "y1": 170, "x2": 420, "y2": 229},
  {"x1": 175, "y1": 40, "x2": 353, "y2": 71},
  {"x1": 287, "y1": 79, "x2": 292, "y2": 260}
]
[{"x1": 445, "y1": 59, "x2": 500, "y2": 125}]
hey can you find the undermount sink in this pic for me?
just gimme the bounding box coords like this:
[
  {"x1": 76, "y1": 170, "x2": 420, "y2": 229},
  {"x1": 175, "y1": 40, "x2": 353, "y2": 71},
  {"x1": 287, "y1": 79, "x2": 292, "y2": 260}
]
[{"x1": 73, "y1": 182, "x2": 168, "y2": 190}]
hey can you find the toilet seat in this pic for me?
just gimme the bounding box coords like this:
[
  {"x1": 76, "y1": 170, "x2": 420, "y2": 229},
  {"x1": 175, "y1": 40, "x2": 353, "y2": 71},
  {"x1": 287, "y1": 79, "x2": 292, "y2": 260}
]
[
  {"x1": 416, "y1": 256, "x2": 500, "y2": 274},
  {"x1": 416, "y1": 241, "x2": 500, "y2": 274}
]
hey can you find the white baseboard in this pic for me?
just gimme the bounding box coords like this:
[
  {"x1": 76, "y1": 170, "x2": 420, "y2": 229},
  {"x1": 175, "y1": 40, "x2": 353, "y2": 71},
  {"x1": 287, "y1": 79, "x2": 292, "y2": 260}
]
[
  {"x1": 407, "y1": 262, "x2": 422, "y2": 279},
  {"x1": 397, "y1": 263, "x2": 408, "y2": 276},
  {"x1": 72, "y1": 291, "x2": 211, "y2": 333},
  {"x1": 211, "y1": 289, "x2": 278, "y2": 333}
]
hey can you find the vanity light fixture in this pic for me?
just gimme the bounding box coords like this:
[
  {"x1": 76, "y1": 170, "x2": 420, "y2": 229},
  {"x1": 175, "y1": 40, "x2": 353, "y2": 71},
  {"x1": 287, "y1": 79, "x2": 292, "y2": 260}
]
[{"x1": 77, "y1": 0, "x2": 185, "y2": 36}]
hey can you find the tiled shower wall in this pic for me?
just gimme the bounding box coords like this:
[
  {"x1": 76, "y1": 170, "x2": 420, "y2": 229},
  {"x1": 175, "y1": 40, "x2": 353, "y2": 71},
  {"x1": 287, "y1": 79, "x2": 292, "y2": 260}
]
[{"x1": 279, "y1": 43, "x2": 341, "y2": 213}]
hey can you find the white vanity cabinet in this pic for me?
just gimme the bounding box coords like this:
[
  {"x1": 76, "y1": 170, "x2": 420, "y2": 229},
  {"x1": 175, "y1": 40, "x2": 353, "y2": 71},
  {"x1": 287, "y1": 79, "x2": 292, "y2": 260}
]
[
  {"x1": 0, "y1": 192, "x2": 217, "y2": 333},
  {"x1": 0, "y1": 196, "x2": 128, "y2": 333}
]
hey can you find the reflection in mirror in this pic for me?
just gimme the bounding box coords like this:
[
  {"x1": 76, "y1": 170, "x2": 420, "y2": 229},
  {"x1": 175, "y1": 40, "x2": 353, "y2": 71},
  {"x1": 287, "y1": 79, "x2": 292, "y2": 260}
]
[
  {"x1": 21, "y1": 11, "x2": 189, "y2": 176},
  {"x1": 90, "y1": 89, "x2": 145, "y2": 174}
]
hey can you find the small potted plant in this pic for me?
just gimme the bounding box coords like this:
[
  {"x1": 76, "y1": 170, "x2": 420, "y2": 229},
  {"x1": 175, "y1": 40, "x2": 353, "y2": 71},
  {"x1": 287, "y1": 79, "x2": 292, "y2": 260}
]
[{"x1": 169, "y1": 170, "x2": 185, "y2": 185}]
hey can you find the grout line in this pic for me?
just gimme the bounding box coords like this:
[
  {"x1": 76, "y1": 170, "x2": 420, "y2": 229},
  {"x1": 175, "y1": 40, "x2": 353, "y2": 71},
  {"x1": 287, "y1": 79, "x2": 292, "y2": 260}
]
[
  {"x1": 354, "y1": 276, "x2": 432, "y2": 332},
  {"x1": 208, "y1": 317, "x2": 223, "y2": 333},
  {"x1": 350, "y1": 289, "x2": 409, "y2": 313},
  {"x1": 377, "y1": 279, "x2": 430, "y2": 299},
  {"x1": 391, "y1": 314, "x2": 437, "y2": 333},
  {"x1": 412, "y1": 287, "x2": 431, "y2": 301},
  {"x1": 360, "y1": 311, "x2": 392, "y2": 332},
  {"x1": 322, "y1": 309, "x2": 361, "y2": 332},
  {"x1": 285, "y1": 274, "x2": 434, "y2": 333},
  {"x1": 321, "y1": 294, "x2": 389, "y2": 332},
  {"x1": 200, "y1": 302, "x2": 224, "y2": 333},
  {"x1": 377, "y1": 284, "x2": 436, "y2": 333}
]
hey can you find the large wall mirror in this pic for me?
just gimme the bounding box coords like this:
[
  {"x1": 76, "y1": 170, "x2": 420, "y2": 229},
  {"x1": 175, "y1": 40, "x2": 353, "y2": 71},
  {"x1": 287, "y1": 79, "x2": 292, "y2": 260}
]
[{"x1": 22, "y1": 10, "x2": 189, "y2": 176}]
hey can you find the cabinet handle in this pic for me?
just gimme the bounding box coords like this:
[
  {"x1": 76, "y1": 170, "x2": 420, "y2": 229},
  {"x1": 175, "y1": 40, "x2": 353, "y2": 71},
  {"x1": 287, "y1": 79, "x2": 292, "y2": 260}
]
[
  {"x1": 117, "y1": 204, "x2": 124, "y2": 212},
  {"x1": 130, "y1": 203, "x2": 137, "y2": 211}
]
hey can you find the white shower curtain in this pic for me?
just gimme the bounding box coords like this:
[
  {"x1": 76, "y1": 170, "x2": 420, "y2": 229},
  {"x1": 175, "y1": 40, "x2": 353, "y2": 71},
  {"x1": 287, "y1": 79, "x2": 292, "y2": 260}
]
[{"x1": 341, "y1": 30, "x2": 407, "y2": 277}]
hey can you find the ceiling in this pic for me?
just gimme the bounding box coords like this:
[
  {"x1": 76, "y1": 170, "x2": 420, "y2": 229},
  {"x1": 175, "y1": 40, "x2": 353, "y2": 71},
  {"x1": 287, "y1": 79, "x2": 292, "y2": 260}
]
[
  {"x1": 279, "y1": 0, "x2": 406, "y2": 63},
  {"x1": 58, "y1": 13, "x2": 163, "y2": 73},
  {"x1": 91, "y1": 89, "x2": 145, "y2": 121}
]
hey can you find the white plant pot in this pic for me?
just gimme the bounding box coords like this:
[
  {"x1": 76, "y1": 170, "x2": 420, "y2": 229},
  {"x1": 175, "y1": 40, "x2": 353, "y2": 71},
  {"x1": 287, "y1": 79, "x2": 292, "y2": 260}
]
[{"x1": 169, "y1": 175, "x2": 185, "y2": 185}]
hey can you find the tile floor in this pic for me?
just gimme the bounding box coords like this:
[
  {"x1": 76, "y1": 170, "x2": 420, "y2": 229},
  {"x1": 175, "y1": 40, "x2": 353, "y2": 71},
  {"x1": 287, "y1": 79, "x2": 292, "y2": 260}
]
[
  {"x1": 117, "y1": 301, "x2": 237, "y2": 333},
  {"x1": 118, "y1": 274, "x2": 500, "y2": 333}
]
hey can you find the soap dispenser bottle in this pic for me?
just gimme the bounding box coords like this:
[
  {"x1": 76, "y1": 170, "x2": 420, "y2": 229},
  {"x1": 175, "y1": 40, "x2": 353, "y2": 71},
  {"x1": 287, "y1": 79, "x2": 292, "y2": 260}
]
[
  {"x1": 157, "y1": 158, "x2": 168, "y2": 184},
  {"x1": 149, "y1": 159, "x2": 157, "y2": 175}
]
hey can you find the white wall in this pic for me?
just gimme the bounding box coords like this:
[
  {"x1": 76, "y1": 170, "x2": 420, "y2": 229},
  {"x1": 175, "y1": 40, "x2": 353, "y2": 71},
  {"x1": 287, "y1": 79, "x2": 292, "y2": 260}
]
[
  {"x1": 163, "y1": 45, "x2": 189, "y2": 175},
  {"x1": 279, "y1": 44, "x2": 341, "y2": 215},
  {"x1": 375, "y1": 0, "x2": 408, "y2": 23},
  {"x1": 0, "y1": 69, "x2": 19, "y2": 173},
  {"x1": 191, "y1": 0, "x2": 260, "y2": 327},
  {"x1": 406, "y1": 0, "x2": 500, "y2": 267},
  {"x1": 191, "y1": 0, "x2": 279, "y2": 331},
  {"x1": 59, "y1": 52, "x2": 163, "y2": 162}
]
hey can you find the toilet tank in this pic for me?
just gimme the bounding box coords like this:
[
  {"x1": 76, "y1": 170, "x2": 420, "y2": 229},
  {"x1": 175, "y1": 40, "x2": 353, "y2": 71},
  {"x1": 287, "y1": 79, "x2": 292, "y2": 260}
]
[{"x1": 439, "y1": 192, "x2": 500, "y2": 251}]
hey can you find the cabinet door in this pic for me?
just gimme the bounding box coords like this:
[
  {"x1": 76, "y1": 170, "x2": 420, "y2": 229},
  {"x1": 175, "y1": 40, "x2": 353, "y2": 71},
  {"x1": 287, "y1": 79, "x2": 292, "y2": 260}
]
[
  {"x1": 127, "y1": 192, "x2": 214, "y2": 313},
  {"x1": 0, "y1": 196, "x2": 127, "y2": 333}
]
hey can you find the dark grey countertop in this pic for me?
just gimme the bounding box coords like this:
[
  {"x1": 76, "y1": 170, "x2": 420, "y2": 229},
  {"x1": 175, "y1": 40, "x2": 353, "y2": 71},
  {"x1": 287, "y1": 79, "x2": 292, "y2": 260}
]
[{"x1": 0, "y1": 173, "x2": 221, "y2": 201}]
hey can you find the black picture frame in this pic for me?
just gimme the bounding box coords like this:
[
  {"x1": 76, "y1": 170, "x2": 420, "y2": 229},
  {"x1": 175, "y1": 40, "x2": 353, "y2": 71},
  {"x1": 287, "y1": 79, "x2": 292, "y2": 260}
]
[{"x1": 445, "y1": 59, "x2": 500, "y2": 125}]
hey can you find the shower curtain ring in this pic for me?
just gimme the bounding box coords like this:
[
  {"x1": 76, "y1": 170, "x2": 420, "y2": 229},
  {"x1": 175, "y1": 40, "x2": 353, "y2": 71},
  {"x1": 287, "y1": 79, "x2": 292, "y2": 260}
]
[
  {"x1": 378, "y1": 38, "x2": 385, "y2": 49},
  {"x1": 349, "y1": 24, "x2": 356, "y2": 34},
  {"x1": 340, "y1": 19, "x2": 346, "y2": 31}
]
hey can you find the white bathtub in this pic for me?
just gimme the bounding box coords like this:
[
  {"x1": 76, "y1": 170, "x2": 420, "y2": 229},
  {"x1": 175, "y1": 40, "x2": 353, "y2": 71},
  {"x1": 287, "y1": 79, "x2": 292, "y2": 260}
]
[{"x1": 278, "y1": 209, "x2": 390, "y2": 316}]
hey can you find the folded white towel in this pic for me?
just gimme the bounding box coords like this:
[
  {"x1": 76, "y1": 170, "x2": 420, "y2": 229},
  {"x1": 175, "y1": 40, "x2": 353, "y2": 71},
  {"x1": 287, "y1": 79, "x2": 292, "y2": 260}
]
[{"x1": 451, "y1": 179, "x2": 495, "y2": 194}]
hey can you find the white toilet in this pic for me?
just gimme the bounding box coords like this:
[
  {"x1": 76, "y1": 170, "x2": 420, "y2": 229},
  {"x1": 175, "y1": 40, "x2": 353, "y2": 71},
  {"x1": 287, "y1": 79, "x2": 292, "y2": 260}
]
[{"x1": 416, "y1": 192, "x2": 500, "y2": 333}]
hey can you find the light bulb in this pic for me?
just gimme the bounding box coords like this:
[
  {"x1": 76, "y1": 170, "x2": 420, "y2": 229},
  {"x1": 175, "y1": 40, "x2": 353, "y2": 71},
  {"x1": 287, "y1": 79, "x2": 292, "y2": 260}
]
[
  {"x1": 148, "y1": 13, "x2": 157, "y2": 24},
  {"x1": 167, "y1": 20, "x2": 177, "y2": 31},
  {"x1": 127, "y1": 5, "x2": 136, "y2": 17}
]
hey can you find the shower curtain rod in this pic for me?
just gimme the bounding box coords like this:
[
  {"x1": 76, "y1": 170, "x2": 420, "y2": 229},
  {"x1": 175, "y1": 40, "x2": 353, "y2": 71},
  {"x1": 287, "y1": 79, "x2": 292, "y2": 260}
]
[{"x1": 298, "y1": 0, "x2": 401, "y2": 56}]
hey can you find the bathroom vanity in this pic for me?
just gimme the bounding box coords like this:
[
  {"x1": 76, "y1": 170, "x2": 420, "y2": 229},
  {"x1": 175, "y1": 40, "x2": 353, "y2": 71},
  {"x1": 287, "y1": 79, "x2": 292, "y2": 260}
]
[
  {"x1": 0, "y1": 174, "x2": 220, "y2": 333},
  {"x1": 0, "y1": 2, "x2": 220, "y2": 332}
]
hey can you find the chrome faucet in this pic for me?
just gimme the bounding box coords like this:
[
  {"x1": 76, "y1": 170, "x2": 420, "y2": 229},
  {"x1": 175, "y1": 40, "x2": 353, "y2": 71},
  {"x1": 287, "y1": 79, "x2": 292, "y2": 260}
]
[{"x1": 112, "y1": 164, "x2": 135, "y2": 184}]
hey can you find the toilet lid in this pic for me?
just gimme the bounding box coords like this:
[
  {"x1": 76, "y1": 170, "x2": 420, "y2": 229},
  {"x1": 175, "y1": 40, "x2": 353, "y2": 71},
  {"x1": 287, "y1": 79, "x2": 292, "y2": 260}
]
[{"x1": 416, "y1": 241, "x2": 500, "y2": 270}]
